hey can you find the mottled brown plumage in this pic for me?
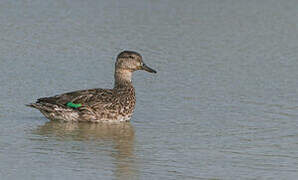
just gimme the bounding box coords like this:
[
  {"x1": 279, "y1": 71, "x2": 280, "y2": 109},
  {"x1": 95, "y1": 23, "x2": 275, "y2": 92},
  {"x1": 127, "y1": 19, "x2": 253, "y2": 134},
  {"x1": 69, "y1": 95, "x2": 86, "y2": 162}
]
[{"x1": 27, "y1": 51, "x2": 157, "y2": 122}]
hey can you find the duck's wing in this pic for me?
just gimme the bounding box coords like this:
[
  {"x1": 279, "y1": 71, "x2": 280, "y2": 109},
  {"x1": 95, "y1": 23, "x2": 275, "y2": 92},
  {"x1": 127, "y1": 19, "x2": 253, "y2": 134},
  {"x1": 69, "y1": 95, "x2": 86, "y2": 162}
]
[{"x1": 35, "y1": 88, "x2": 114, "y2": 107}]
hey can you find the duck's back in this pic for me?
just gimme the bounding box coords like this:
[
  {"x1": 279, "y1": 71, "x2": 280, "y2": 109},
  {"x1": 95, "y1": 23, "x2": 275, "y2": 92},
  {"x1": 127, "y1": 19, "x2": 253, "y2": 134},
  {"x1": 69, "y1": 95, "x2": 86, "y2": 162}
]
[
  {"x1": 79, "y1": 86, "x2": 136, "y2": 122},
  {"x1": 28, "y1": 87, "x2": 136, "y2": 122}
]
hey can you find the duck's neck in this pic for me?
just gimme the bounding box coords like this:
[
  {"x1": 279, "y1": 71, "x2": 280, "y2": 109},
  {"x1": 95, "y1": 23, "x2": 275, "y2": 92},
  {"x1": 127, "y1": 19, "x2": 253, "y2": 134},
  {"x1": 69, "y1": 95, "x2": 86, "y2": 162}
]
[{"x1": 114, "y1": 69, "x2": 133, "y2": 89}]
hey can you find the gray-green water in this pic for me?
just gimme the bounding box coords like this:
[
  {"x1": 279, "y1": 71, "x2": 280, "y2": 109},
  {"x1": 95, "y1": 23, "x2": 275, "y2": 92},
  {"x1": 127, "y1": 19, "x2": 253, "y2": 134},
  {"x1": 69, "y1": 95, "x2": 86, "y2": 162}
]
[{"x1": 1, "y1": 0, "x2": 298, "y2": 179}]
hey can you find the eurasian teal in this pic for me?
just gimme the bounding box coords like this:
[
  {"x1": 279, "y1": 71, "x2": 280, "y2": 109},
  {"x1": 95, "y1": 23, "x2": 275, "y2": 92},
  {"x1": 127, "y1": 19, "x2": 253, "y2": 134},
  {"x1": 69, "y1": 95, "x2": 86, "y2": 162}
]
[{"x1": 27, "y1": 51, "x2": 157, "y2": 122}]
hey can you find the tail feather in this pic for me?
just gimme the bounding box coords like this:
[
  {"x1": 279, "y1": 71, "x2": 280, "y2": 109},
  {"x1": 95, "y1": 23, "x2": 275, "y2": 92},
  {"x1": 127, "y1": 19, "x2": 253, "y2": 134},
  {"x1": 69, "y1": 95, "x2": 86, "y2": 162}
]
[
  {"x1": 26, "y1": 103, "x2": 35, "y2": 108},
  {"x1": 37, "y1": 97, "x2": 60, "y2": 104},
  {"x1": 26, "y1": 103, "x2": 45, "y2": 110},
  {"x1": 26, "y1": 102, "x2": 79, "y2": 121},
  {"x1": 26, "y1": 103, "x2": 59, "y2": 112}
]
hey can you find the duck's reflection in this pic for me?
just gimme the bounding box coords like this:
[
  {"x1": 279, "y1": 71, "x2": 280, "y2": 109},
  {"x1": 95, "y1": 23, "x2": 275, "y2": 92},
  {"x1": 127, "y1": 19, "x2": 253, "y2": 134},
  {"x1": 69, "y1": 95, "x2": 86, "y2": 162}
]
[{"x1": 33, "y1": 121, "x2": 137, "y2": 180}]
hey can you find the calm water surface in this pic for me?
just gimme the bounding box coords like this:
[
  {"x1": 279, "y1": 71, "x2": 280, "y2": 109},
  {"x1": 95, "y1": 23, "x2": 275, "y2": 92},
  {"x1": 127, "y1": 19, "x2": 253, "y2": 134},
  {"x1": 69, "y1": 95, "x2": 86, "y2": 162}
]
[{"x1": 1, "y1": 0, "x2": 298, "y2": 179}]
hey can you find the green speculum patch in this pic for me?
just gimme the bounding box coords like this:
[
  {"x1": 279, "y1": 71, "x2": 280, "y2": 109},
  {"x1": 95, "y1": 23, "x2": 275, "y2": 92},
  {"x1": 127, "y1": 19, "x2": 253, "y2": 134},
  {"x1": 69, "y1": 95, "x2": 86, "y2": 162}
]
[{"x1": 66, "y1": 102, "x2": 82, "y2": 108}]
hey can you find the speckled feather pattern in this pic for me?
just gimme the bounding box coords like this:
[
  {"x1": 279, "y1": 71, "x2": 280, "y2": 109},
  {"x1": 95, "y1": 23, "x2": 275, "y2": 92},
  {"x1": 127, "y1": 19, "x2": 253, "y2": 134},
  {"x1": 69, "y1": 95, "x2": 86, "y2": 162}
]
[{"x1": 27, "y1": 51, "x2": 156, "y2": 122}]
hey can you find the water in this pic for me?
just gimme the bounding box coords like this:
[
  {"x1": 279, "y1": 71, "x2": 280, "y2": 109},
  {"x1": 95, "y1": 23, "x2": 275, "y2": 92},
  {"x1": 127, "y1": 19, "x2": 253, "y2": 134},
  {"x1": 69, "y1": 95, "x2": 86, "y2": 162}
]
[{"x1": 1, "y1": 0, "x2": 298, "y2": 179}]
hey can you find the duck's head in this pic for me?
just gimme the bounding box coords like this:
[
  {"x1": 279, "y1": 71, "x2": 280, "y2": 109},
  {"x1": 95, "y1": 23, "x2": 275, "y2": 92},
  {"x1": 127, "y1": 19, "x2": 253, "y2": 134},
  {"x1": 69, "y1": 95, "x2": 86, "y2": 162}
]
[{"x1": 115, "y1": 51, "x2": 157, "y2": 73}]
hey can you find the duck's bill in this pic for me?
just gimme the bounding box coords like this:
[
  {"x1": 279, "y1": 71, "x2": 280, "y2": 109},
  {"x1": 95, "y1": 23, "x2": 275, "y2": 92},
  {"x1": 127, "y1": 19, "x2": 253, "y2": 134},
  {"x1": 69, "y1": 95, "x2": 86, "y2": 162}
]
[{"x1": 142, "y1": 64, "x2": 157, "y2": 73}]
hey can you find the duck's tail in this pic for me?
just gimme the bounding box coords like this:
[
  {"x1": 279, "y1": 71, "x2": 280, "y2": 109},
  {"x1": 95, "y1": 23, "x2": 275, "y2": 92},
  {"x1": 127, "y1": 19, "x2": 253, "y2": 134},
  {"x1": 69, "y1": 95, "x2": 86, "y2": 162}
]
[
  {"x1": 26, "y1": 103, "x2": 55, "y2": 112},
  {"x1": 26, "y1": 103, "x2": 38, "y2": 108},
  {"x1": 26, "y1": 102, "x2": 79, "y2": 122}
]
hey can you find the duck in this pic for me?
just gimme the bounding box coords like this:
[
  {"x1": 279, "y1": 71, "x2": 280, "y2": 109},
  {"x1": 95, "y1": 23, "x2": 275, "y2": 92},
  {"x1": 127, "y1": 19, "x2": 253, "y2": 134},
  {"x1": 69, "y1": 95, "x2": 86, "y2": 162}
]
[{"x1": 27, "y1": 51, "x2": 157, "y2": 122}]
